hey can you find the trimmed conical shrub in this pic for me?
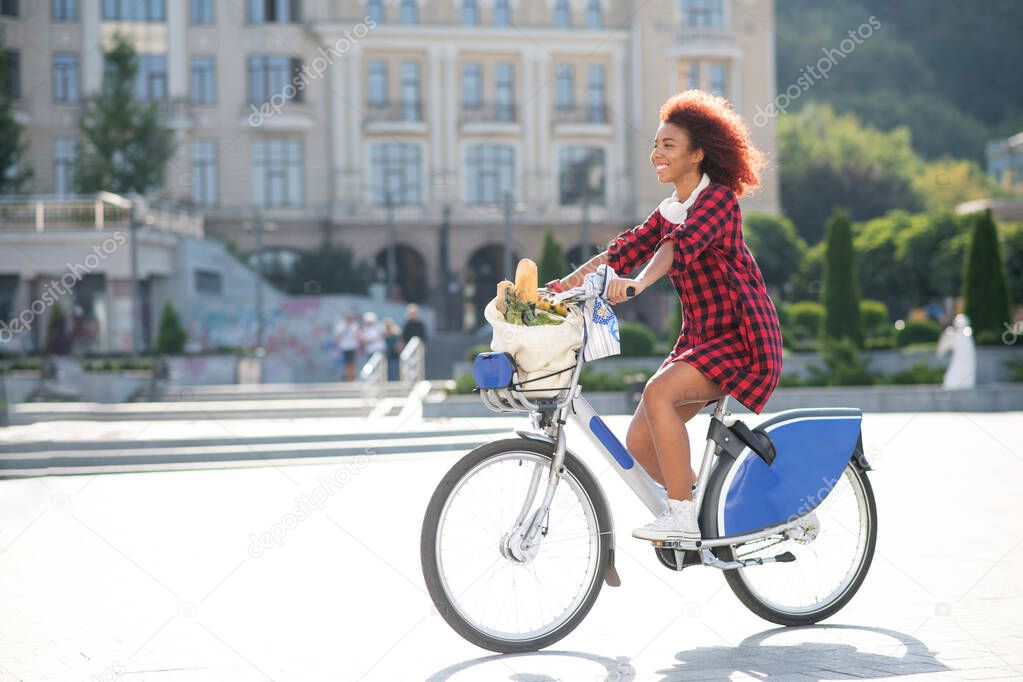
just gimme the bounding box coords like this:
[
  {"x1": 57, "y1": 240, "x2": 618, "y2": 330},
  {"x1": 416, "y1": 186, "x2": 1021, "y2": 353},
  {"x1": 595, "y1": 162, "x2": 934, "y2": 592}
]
[{"x1": 821, "y1": 207, "x2": 863, "y2": 347}]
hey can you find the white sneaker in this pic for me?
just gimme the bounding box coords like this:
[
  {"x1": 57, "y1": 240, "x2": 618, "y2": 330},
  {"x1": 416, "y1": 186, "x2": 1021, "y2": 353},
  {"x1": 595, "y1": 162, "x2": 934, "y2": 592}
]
[{"x1": 632, "y1": 498, "x2": 702, "y2": 545}]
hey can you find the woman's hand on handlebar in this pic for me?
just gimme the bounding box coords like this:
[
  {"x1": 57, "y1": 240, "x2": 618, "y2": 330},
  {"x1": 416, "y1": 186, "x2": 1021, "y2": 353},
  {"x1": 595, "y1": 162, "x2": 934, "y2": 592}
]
[{"x1": 606, "y1": 278, "x2": 641, "y2": 304}]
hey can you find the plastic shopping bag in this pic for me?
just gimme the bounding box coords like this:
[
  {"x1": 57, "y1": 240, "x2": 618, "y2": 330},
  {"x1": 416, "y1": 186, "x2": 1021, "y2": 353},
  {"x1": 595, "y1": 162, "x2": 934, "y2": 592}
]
[
  {"x1": 484, "y1": 298, "x2": 584, "y2": 398},
  {"x1": 552, "y1": 264, "x2": 622, "y2": 362}
]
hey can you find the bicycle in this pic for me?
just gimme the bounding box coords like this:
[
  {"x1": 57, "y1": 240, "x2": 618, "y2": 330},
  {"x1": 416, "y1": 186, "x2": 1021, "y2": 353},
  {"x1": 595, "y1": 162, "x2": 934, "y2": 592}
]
[{"x1": 420, "y1": 287, "x2": 877, "y2": 653}]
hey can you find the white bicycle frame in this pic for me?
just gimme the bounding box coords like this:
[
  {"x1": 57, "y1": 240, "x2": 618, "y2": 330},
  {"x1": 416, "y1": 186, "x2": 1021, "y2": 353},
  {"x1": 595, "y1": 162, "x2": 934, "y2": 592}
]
[{"x1": 484, "y1": 291, "x2": 801, "y2": 567}]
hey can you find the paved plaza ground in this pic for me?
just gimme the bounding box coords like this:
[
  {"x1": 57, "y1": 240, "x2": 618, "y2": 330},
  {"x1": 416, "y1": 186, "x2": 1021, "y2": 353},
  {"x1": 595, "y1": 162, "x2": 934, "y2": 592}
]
[{"x1": 1, "y1": 411, "x2": 1021, "y2": 680}]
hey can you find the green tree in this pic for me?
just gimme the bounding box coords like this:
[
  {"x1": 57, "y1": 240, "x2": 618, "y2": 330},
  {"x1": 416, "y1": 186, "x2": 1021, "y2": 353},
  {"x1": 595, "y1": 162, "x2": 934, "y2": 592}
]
[
  {"x1": 742, "y1": 212, "x2": 807, "y2": 295},
  {"x1": 537, "y1": 230, "x2": 569, "y2": 285},
  {"x1": 776, "y1": 0, "x2": 1023, "y2": 161},
  {"x1": 0, "y1": 32, "x2": 32, "y2": 192},
  {"x1": 1001, "y1": 222, "x2": 1023, "y2": 305},
  {"x1": 962, "y1": 210, "x2": 1012, "y2": 343},
  {"x1": 156, "y1": 303, "x2": 187, "y2": 354},
  {"x1": 76, "y1": 33, "x2": 173, "y2": 194},
  {"x1": 821, "y1": 208, "x2": 862, "y2": 347},
  {"x1": 282, "y1": 243, "x2": 374, "y2": 295},
  {"x1": 778, "y1": 105, "x2": 925, "y2": 242}
]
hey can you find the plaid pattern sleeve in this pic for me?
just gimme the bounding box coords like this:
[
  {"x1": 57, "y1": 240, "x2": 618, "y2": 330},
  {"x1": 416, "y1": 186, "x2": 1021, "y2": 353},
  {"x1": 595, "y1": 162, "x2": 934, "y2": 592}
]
[
  {"x1": 604, "y1": 210, "x2": 665, "y2": 277},
  {"x1": 656, "y1": 184, "x2": 736, "y2": 269}
]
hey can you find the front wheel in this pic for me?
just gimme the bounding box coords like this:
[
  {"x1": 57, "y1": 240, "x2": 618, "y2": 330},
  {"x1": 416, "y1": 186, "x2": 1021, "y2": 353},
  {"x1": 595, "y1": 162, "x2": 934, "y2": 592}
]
[
  {"x1": 420, "y1": 438, "x2": 612, "y2": 653},
  {"x1": 720, "y1": 461, "x2": 878, "y2": 626}
]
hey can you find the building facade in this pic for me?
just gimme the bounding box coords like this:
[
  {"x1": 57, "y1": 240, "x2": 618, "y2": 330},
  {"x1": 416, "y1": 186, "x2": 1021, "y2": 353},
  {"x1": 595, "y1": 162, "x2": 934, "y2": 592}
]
[{"x1": 2, "y1": 0, "x2": 778, "y2": 332}]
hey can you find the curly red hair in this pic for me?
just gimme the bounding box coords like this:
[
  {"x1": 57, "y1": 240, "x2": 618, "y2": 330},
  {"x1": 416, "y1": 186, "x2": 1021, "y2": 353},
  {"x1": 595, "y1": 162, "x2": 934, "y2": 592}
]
[{"x1": 659, "y1": 89, "x2": 764, "y2": 197}]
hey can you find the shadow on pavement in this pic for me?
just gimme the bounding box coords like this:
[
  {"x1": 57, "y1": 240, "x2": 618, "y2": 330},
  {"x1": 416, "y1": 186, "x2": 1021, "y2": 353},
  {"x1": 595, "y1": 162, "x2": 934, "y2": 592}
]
[
  {"x1": 658, "y1": 624, "x2": 949, "y2": 680},
  {"x1": 425, "y1": 650, "x2": 636, "y2": 681},
  {"x1": 424, "y1": 625, "x2": 947, "y2": 681}
]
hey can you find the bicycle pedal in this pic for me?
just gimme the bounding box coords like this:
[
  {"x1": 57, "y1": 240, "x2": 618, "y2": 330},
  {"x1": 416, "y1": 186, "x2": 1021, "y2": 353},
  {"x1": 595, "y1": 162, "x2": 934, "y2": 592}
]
[{"x1": 651, "y1": 538, "x2": 702, "y2": 550}]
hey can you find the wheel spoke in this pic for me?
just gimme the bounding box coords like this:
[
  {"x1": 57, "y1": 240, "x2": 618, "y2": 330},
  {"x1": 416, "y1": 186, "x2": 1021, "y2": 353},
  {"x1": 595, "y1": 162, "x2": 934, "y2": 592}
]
[
  {"x1": 426, "y1": 449, "x2": 605, "y2": 646},
  {"x1": 729, "y1": 464, "x2": 875, "y2": 619}
]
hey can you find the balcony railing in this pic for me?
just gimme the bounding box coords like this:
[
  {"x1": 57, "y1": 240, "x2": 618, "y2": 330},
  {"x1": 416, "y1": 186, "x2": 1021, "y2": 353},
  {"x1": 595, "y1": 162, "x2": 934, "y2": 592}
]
[
  {"x1": 460, "y1": 102, "x2": 518, "y2": 125},
  {"x1": 364, "y1": 101, "x2": 424, "y2": 125},
  {"x1": 0, "y1": 192, "x2": 204, "y2": 237},
  {"x1": 675, "y1": 26, "x2": 737, "y2": 48},
  {"x1": 553, "y1": 104, "x2": 609, "y2": 125}
]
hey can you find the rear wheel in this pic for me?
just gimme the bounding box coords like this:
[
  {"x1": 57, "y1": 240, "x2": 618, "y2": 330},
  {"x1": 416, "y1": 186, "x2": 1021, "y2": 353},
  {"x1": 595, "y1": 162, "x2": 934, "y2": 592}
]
[
  {"x1": 420, "y1": 439, "x2": 612, "y2": 653},
  {"x1": 719, "y1": 462, "x2": 877, "y2": 625}
]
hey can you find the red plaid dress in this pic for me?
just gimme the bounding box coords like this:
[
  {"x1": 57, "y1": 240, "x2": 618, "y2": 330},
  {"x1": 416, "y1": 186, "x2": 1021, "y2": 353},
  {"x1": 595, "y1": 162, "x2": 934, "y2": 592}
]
[{"x1": 605, "y1": 182, "x2": 783, "y2": 413}]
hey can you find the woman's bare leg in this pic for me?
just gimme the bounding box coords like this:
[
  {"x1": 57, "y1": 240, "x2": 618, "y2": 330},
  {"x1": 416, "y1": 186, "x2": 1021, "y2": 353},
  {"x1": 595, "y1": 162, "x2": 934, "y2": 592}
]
[
  {"x1": 626, "y1": 400, "x2": 704, "y2": 487},
  {"x1": 629, "y1": 362, "x2": 724, "y2": 501}
]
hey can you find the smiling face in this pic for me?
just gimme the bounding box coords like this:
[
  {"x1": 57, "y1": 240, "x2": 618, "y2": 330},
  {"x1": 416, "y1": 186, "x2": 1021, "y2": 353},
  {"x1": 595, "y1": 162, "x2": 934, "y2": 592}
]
[{"x1": 650, "y1": 122, "x2": 704, "y2": 184}]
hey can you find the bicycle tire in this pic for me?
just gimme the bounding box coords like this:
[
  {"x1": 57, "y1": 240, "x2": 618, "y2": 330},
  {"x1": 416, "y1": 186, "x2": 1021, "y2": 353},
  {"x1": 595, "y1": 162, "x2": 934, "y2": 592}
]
[
  {"x1": 715, "y1": 461, "x2": 878, "y2": 626},
  {"x1": 420, "y1": 438, "x2": 613, "y2": 653}
]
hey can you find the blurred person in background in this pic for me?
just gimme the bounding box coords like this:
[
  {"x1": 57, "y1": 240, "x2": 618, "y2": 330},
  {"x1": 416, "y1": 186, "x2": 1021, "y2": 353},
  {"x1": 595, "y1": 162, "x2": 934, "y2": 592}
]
[
  {"x1": 383, "y1": 317, "x2": 403, "y2": 381},
  {"x1": 402, "y1": 303, "x2": 427, "y2": 346},
  {"x1": 334, "y1": 310, "x2": 361, "y2": 382},
  {"x1": 360, "y1": 311, "x2": 386, "y2": 365}
]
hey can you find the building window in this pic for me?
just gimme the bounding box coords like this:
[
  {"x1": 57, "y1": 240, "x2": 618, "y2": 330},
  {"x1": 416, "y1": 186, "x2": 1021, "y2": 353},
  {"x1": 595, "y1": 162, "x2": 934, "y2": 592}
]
[
  {"x1": 247, "y1": 0, "x2": 299, "y2": 22},
  {"x1": 190, "y1": 0, "x2": 213, "y2": 24},
  {"x1": 0, "y1": 0, "x2": 17, "y2": 16},
  {"x1": 494, "y1": 63, "x2": 514, "y2": 122},
  {"x1": 53, "y1": 53, "x2": 79, "y2": 102},
  {"x1": 555, "y1": 64, "x2": 573, "y2": 109},
  {"x1": 1, "y1": 50, "x2": 19, "y2": 99},
  {"x1": 248, "y1": 56, "x2": 302, "y2": 105},
  {"x1": 462, "y1": 62, "x2": 482, "y2": 108},
  {"x1": 559, "y1": 147, "x2": 606, "y2": 206},
  {"x1": 52, "y1": 0, "x2": 77, "y2": 21},
  {"x1": 400, "y1": 0, "x2": 417, "y2": 24},
  {"x1": 400, "y1": 60, "x2": 421, "y2": 121},
  {"x1": 135, "y1": 54, "x2": 167, "y2": 101},
  {"x1": 194, "y1": 270, "x2": 223, "y2": 295},
  {"x1": 192, "y1": 139, "x2": 218, "y2": 206},
  {"x1": 102, "y1": 0, "x2": 165, "y2": 21},
  {"x1": 586, "y1": 64, "x2": 606, "y2": 122},
  {"x1": 553, "y1": 0, "x2": 571, "y2": 28},
  {"x1": 251, "y1": 139, "x2": 303, "y2": 208},
  {"x1": 466, "y1": 145, "x2": 515, "y2": 205},
  {"x1": 708, "y1": 62, "x2": 727, "y2": 97},
  {"x1": 54, "y1": 138, "x2": 77, "y2": 196},
  {"x1": 585, "y1": 0, "x2": 602, "y2": 28},
  {"x1": 367, "y1": 0, "x2": 384, "y2": 22},
  {"x1": 493, "y1": 0, "x2": 511, "y2": 26},
  {"x1": 371, "y1": 144, "x2": 422, "y2": 205},
  {"x1": 190, "y1": 56, "x2": 215, "y2": 104},
  {"x1": 685, "y1": 61, "x2": 699, "y2": 89},
  {"x1": 461, "y1": 0, "x2": 479, "y2": 25},
  {"x1": 680, "y1": 0, "x2": 723, "y2": 28},
  {"x1": 367, "y1": 59, "x2": 388, "y2": 106}
]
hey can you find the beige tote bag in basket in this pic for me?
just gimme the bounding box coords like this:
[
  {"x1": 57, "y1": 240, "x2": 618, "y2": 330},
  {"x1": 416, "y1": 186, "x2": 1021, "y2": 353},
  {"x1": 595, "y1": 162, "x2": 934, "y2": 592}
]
[{"x1": 483, "y1": 298, "x2": 584, "y2": 398}]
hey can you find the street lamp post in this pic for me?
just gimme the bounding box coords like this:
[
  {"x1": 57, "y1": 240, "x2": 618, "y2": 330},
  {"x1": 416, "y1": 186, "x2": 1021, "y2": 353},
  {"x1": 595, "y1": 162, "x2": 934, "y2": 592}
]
[
  {"x1": 129, "y1": 197, "x2": 141, "y2": 354},
  {"x1": 385, "y1": 186, "x2": 397, "y2": 301},
  {"x1": 253, "y1": 211, "x2": 264, "y2": 350},
  {"x1": 503, "y1": 190, "x2": 514, "y2": 278},
  {"x1": 581, "y1": 174, "x2": 591, "y2": 261}
]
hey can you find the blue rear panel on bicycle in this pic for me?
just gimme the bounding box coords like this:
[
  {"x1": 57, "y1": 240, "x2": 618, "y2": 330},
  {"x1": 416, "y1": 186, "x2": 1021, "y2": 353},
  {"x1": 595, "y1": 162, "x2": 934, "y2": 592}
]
[{"x1": 719, "y1": 409, "x2": 862, "y2": 536}]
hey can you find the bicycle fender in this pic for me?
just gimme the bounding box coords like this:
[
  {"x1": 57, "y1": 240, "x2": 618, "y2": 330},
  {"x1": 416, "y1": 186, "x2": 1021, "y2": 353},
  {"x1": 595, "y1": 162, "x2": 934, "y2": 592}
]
[{"x1": 704, "y1": 408, "x2": 864, "y2": 538}]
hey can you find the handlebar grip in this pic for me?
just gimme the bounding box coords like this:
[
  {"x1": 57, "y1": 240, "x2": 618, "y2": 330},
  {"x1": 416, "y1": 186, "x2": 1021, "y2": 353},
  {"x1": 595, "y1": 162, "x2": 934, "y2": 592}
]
[{"x1": 626, "y1": 286, "x2": 636, "y2": 298}]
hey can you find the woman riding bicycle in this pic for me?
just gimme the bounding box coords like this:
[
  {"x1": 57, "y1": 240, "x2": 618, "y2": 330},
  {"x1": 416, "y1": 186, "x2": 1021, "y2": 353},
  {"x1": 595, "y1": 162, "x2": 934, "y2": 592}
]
[{"x1": 547, "y1": 89, "x2": 783, "y2": 544}]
